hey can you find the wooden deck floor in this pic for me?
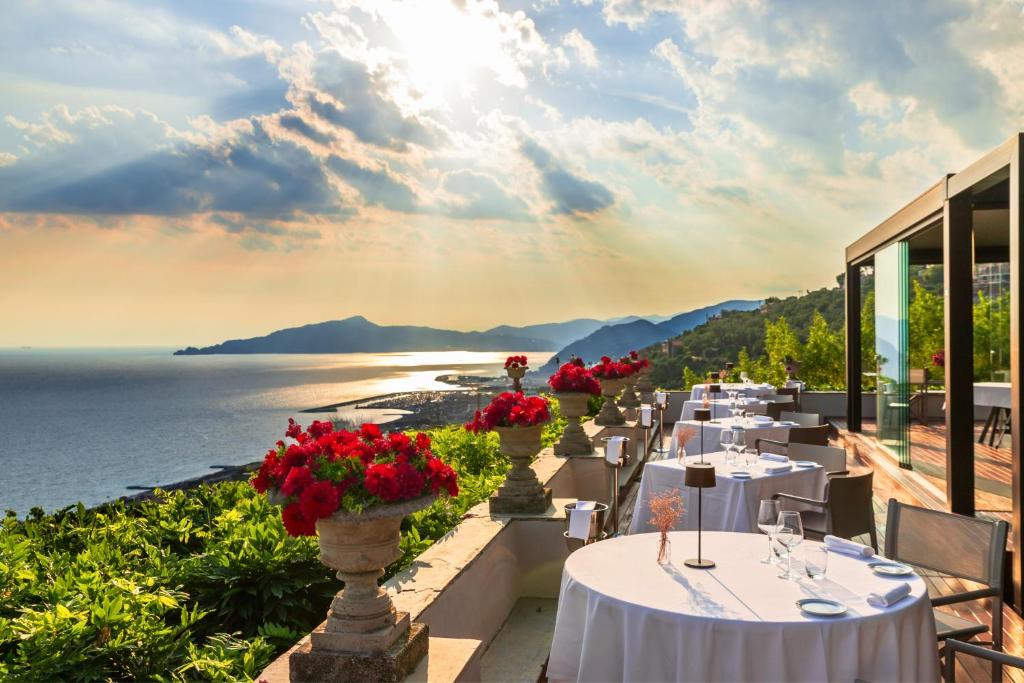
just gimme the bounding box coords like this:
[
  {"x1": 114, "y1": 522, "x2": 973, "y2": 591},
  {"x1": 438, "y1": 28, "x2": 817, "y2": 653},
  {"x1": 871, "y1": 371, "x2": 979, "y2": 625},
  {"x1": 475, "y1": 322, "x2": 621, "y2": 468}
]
[{"x1": 834, "y1": 421, "x2": 1022, "y2": 682}]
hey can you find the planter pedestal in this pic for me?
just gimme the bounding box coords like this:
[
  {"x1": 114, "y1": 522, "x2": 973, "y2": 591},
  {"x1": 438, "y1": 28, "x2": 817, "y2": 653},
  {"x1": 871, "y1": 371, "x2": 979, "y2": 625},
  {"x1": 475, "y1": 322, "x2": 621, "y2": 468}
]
[
  {"x1": 490, "y1": 423, "x2": 551, "y2": 514},
  {"x1": 291, "y1": 496, "x2": 435, "y2": 682},
  {"x1": 636, "y1": 368, "x2": 654, "y2": 401},
  {"x1": 595, "y1": 378, "x2": 626, "y2": 426},
  {"x1": 618, "y1": 377, "x2": 641, "y2": 408},
  {"x1": 553, "y1": 392, "x2": 593, "y2": 456}
]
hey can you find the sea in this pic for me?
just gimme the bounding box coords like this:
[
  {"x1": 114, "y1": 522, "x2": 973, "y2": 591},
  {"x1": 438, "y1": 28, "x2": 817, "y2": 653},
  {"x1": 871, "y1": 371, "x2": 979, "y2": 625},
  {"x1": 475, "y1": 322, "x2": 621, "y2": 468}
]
[{"x1": 0, "y1": 348, "x2": 536, "y2": 516}]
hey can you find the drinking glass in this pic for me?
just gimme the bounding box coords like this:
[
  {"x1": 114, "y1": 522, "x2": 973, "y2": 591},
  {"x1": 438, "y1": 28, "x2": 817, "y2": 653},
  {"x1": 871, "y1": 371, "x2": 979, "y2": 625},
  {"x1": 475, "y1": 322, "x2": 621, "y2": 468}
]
[
  {"x1": 732, "y1": 428, "x2": 746, "y2": 459},
  {"x1": 776, "y1": 511, "x2": 804, "y2": 579},
  {"x1": 804, "y1": 547, "x2": 828, "y2": 580},
  {"x1": 756, "y1": 500, "x2": 781, "y2": 564},
  {"x1": 720, "y1": 429, "x2": 734, "y2": 465}
]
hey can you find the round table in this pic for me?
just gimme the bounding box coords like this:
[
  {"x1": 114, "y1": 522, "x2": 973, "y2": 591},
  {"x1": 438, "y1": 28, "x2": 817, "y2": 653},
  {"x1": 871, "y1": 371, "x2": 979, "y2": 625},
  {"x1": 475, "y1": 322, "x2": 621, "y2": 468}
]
[
  {"x1": 690, "y1": 383, "x2": 775, "y2": 401},
  {"x1": 548, "y1": 532, "x2": 939, "y2": 682},
  {"x1": 669, "y1": 418, "x2": 791, "y2": 458}
]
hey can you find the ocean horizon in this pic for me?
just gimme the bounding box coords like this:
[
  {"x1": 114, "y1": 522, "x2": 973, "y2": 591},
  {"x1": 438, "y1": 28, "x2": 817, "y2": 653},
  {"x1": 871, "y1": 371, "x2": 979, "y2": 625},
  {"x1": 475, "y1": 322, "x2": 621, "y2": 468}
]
[{"x1": 0, "y1": 347, "x2": 538, "y2": 516}]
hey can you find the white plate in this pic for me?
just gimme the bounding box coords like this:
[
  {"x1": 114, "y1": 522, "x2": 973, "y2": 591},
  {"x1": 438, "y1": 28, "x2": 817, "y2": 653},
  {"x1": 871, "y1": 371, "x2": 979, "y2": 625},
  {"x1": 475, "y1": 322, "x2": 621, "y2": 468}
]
[
  {"x1": 796, "y1": 598, "x2": 848, "y2": 617},
  {"x1": 794, "y1": 460, "x2": 817, "y2": 468},
  {"x1": 869, "y1": 561, "x2": 914, "y2": 577},
  {"x1": 730, "y1": 471, "x2": 752, "y2": 479}
]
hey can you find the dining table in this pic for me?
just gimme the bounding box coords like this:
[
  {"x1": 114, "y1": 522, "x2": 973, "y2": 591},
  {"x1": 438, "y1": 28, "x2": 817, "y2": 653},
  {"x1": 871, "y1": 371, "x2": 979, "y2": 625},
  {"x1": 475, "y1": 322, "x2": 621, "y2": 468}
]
[
  {"x1": 689, "y1": 382, "x2": 775, "y2": 401},
  {"x1": 668, "y1": 417, "x2": 791, "y2": 458},
  {"x1": 680, "y1": 397, "x2": 768, "y2": 422},
  {"x1": 627, "y1": 450, "x2": 827, "y2": 534},
  {"x1": 548, "y1": 531, "x2": 940, "y2": 682}
]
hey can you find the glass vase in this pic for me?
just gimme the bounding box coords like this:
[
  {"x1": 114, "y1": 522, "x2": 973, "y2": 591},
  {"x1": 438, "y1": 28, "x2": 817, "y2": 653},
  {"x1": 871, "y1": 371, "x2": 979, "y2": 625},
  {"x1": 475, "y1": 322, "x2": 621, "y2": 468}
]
[{"x1": 657, "y1": 533, "x2": 671, "y2": 565}]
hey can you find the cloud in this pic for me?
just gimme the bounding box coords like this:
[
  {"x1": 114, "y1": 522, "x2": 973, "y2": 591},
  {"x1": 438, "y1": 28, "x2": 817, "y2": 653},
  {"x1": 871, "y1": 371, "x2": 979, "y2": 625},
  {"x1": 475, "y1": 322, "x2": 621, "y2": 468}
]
[
  {"x1": 520, "y1": 138, "x2": 614, "y2": 217},
  {"x1": 326, "y1": 155, "x2": 418, "y2": 212},
  {"x1": 562, "y1": 29, "x2": 599, "y2": 68},
  {"x1": 442, "y1": 170, "x2": 531, "y2": 220}
]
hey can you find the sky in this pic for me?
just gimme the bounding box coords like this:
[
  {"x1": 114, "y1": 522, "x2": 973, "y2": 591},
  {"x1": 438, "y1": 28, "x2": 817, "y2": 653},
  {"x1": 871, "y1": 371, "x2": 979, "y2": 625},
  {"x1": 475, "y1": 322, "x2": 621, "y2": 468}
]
[{"x1": 1, "y1": 0, "x2": 1023, "y2": 347}]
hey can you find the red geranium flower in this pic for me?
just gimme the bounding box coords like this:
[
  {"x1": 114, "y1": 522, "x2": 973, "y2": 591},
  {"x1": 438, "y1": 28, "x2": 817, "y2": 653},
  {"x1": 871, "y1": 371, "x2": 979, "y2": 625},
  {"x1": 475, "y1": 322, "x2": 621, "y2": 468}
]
[
  {"x1": 464, "y1": 391, "x2": 550, "y2": 432},
  {"x1": 299, "y1": 479, "x2": 341, "y2": 520},
  {"x1": 281, "y1": 465, "x2": 314, "y2": 497},
  {"x1": 281, "y1": 502, "x2": 317, "y2": 536},
  {"x1": 504, "y1": 355, "x2": 528, "y2": 369},
  {"x1": 548, "y1": 362, "x2": 601, "y2": 395}
]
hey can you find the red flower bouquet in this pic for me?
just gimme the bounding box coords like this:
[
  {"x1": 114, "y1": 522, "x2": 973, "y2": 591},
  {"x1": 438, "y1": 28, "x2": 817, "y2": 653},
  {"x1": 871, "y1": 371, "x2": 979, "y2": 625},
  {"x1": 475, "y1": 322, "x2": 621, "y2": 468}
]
[
  {"x1": 623, "y1": 350, "x2": 651, "y2": 372},
  {"x1": 504, "y1": 355, "x2": 528, "y2": 369},
  {"x1": 591, "y1": 355, "x2": 635, "y2": 380},
  {"x1": 932, "y1": 350, "x2": 945, "y2": 368},
  {"x1": 465, "y1": 391, "x2": 551, "y2": 432},
  {"x1": 548, "y1": 362, "x2": 601, "y2": 395},
  {"x1": 252, "y1": 419, "x2": 459, "y2": 536}
]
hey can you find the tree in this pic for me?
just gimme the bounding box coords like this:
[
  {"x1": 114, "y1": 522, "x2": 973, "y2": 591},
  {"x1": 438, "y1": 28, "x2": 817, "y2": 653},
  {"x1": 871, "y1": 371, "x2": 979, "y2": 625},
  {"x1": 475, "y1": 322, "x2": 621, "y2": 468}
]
[
  {"x1": 800, "y1": 312, "x2": 845, "y2": 389},
  {"x1": 908, "y1": 280, "x2": 944, "y2": 371},
  {"x1": 974, "y1": 290, "x2": 1010, "y2": 381},
  {"x1": 860, "y1": 290, "x2": 876, "y2": 389},
  {"x1": 682, "y1": 366, "x2": 702, "y2": 390}
]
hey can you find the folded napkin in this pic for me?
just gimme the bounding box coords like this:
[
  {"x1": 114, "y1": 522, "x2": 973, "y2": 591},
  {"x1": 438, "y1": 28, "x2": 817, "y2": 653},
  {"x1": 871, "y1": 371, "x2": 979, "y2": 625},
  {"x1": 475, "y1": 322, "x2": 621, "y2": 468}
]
[
  {"x1": 762, "y1": 462, "x2": 792, "y2": 474},
  {"x1": 760, "y1": 453, "x2": 790, "y2": 463},
  {"x1": 867, "y1": 582, "x2": 911, "y2": 608},
  {"x1": 752, "y1": 415, "x2": 772, "y2": 423},
  {"x1": 605, "y1": 436, "x2": 625, "y2": 465},
  {"x1": 640, "y1": 405, "x2": 653, "y2": 427},
  {"x1": 568, "y1": 506, "x2": 594, "y2": 540},
  {"x1": 824, "y1": 535, "x2": 874, "y2": 558}
]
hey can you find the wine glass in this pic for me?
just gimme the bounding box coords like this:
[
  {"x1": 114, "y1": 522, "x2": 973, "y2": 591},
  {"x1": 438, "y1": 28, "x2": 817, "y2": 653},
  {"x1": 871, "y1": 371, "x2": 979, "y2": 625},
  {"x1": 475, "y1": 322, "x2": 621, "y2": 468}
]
[
  {"x1": 720, "y1": 428, "x2": 734, "y2": 465},
  {"x1": 776, "y1": 511, "x2": 804, "y2": 579},
  {"x1": 756, "y1": 500, "x2": 781, "y2": 564},
  {"x1": 732, "y1": 428, "x2": 746, "y2": 462}
]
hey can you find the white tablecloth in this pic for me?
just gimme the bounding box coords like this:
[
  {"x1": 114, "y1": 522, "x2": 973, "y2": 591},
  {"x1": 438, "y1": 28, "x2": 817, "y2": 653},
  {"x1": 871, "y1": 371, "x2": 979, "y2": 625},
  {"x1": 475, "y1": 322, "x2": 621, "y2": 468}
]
[
  {"x1": 681, "y1": 398, "x2": 767, "y2": 421},
  {"x1": 669, "y1": 418, "x2": 791, "y2": 458},
  {"x1": 690, "y1": 383, "x2": 775, "y2": 401},
  {"x1": 627, "y1": 451, "x2": 827, "y2": 534},
  {"x1": 975, "y1": 382, "x2": 1011, "y2": 409},
  {"x1": 549, "y1": 532, "x2": 939, "y2": 683}
]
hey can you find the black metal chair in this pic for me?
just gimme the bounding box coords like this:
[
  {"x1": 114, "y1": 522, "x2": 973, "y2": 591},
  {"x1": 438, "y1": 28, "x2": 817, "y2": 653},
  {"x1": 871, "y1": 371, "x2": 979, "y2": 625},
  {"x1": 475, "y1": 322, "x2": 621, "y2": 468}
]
[
  {"x1": 943, "y1": 639, "x2": 1024, "y2": 682},
  {"x1": 885, "y1": 499, "x2": 1009, "y2": 681},
  {"x1": 779, "y1": 410, "x2": 820, "y2": 426},
  {"x1": 776, "y1": 386, "x2": 800, "y2": 411},
  {"x1": 772, "y1": 471, "x2": 877, "y2": 551}
]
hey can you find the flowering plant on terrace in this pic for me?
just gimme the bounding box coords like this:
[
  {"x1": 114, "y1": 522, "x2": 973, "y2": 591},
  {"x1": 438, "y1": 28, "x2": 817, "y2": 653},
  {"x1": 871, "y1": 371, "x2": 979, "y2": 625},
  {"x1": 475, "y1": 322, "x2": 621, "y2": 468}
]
[
  {"x1": 548, "y1": 362, "x2": 601, "y2": 395},
  {"x1": 591, "y1": 355, "x2": 635, "y2": 379},
  {"x1": 464, "y1": 391, "x2": 551, "y2": 432},
  {"x1": 623, "y1": 350, "x2": 650, "y2": 372},
  {"x1": 504, "y1": 355, "x2": 528, "y2": 369},
  {"x1": 252, "y1": 419, "x2": 459, "y2": 536}
]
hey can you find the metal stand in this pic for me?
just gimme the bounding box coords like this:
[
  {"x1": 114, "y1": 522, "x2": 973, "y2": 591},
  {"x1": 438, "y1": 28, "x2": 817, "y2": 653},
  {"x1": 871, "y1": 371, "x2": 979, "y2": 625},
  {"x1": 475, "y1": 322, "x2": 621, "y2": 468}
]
[
  {"x1": 601, "y1": 437, "x2": 630, "y2": 537},
  {"x1": 683, "y1": 488, "x2": 715, "y2": 569}
]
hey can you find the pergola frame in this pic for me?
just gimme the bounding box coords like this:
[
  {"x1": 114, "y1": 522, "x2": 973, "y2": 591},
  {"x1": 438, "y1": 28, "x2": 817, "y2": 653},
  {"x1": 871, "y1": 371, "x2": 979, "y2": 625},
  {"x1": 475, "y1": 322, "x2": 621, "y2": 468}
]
[{"x1": 844, "y1": 133, "x2": 1024, "y2": 605}]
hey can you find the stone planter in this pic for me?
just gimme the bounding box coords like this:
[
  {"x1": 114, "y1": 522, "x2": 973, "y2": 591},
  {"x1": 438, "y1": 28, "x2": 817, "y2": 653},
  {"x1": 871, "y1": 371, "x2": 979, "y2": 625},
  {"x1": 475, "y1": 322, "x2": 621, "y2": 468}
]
[
  {"x1": 618, "y1": 375, "x2": 641, "y2": 408},
  {"x1": 636, "y1": 367, "x2": 654, "y2": 397},
  {"x1": 594, "y1": 377, "x2": 626, "y2": 426},
  {"x1": 290, "y1": 495, "x2": 435, "y2": 682},
  {"x1": 489, "y1": 423, "x2": 552, "y2": 514},
  {"x1": 553, "y1": 392, "x2": 594, "y2": 456},
  {"x1": 506, "y1": 365, "x2": 526, "y2": 392}
]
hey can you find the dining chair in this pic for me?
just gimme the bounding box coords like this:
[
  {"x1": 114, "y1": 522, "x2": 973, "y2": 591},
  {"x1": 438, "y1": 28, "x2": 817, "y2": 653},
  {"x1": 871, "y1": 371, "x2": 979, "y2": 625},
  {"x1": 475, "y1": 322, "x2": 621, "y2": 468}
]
[
  {"x1": 755, "y1": 424, "x2": 829, "y2": 453},
  {"x1": 765, "y1": 401, "x2": 795, "y2": 421},
  {"x1": 772, "y1": 471, "x2": 877, "y2": 551},
  {"x1": 776, "y1": 386, "x2": 800, "y2": 410},
  {"x1": 780, "y1": 410, "x2": 820, "y2": 427},
  {"x1": 885, "y1": 499, "x2": 1009, "y2": 681},
  {"x1": 943, "y1": 639, "x2": 1024, "y2": 682},
  {"x1": 785, "y1": 443, "x2": 849, "y2": 476}
]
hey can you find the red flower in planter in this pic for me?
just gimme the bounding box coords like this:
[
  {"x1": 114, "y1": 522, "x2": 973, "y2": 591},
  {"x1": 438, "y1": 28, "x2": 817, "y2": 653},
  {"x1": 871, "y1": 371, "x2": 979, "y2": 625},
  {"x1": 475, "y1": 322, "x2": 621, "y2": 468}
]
[
  {"x1": 252, "y1": 419, "x2": 459, "y2": 536},
  {"x1": 464, "y1": 391, "x2": 551, "y2": 432},
  {"x1": 591, "y1": 356, "x2": 635, "y2": 380},
  {"x1": 548, "y1": 362, "x2": 601, "y2": 395},
  {"x1": 932, "y1": 350, "x2": 945, "y2": 368},
  {"x1": 621, "y1": 351, "x2": 651, "y2": 372},
  {"x1": 504, "y1": 355, "x2": 528, "y2": 369}
]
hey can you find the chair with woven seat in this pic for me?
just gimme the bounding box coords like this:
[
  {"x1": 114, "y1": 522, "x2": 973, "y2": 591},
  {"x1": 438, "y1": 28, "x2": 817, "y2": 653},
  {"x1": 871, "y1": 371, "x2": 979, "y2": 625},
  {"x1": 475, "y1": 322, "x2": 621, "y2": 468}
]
[
  {"x1": 755, "y1": 424, "x2": 829, "y2": 454},
  {"x1": 776, "y1": 386, "x2": 800, "y2": 411},
  {"x1": 785, "y1": 442, "x2": 849, "y2": 476},
  {"x1": 765, "y1": 401, "x2": 795, "y2": 421},
  {"x1": 885, "y1": 499, "x2": 1009, "y2": 681},
  {"x1": 772, "y1": 471, "x2": 877, "y2": 551},
  {"x1": 780, "y1": 410, "x2": 820, "y2": 427}
]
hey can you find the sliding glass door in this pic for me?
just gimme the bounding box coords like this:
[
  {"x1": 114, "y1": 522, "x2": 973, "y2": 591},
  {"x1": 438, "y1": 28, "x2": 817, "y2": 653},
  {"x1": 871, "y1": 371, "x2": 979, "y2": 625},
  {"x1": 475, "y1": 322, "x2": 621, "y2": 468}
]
[{"x1": 875, "y1": 241, "x2": 910, "y2": 465}]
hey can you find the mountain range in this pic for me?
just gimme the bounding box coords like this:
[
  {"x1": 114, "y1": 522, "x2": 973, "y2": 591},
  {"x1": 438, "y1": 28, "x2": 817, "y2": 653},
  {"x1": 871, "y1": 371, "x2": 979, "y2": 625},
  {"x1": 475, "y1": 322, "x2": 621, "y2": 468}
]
[{"x1": 173, "y1": 301, "x2": 761, "y2": 358}]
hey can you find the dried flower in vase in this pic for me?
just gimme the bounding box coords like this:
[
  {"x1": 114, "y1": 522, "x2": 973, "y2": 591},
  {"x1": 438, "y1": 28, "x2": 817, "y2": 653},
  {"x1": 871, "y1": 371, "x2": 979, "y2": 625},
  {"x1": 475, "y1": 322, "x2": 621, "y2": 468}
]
[
  {"x1": 675, "y1": 427, "x2": 697, "y2": 462},
  {"x1": 648, "y1": 489, "x2": 685, "y2": 564}
]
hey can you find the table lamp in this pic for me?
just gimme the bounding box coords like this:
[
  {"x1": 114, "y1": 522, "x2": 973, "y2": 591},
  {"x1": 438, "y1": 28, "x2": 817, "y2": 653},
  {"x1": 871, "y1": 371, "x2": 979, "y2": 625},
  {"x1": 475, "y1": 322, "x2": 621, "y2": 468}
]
[
  {"x1": 693, "y1": 408, "x2": 710, "y2": 460},
  {"x1": 683, "y1": 460, "x2": 716, "y2": 569},
  {"x1": 708, "y1": 384, "x2": 721, "y2": 423}
]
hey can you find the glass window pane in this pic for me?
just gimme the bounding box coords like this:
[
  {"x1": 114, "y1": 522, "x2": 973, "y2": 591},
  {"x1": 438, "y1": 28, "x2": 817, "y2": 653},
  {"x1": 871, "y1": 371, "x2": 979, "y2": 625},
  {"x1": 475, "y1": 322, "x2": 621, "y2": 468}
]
[{"x1": 875, "y1": 241, "x2": 909, "y2": 465}]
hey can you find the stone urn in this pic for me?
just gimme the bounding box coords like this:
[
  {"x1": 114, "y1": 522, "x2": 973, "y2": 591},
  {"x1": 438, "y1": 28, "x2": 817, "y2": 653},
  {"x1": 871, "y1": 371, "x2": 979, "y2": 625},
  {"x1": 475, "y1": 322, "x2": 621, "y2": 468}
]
[
  {"x1": 553, "y1": 392, "x2": 594, "y2": 456},
  {"x1": 594, "y1": 377, "x2": 626, "y2": 426},
  {"x1": 635, "y1": 367, "x2": 654, "y2": 397},
  {"x1": 489, "y1": 422, "x2": 552, "y2": 514},
  {"x1": 506, "y1": 365, "x2": 526, "y2": 392},
  {"x1": 618, "y1": 374, "x2": 641, "y2": 409},
  {"x1": 290, "y1": 495, "x2": 435, "y2": 682}
]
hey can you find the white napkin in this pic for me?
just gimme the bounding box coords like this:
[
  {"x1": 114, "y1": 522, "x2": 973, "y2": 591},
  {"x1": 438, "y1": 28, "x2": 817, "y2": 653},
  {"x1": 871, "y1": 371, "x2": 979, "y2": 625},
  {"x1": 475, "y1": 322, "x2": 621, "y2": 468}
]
[
  {"x1": 640, "y1": 405, "x2": 652, "y2": 427},
  {"x1": 753, "y1": 414, "x2": 772, "y2": 423},
  {"x1": 605, "y1": 436, "x2": 625, "y2": 465},
  {"x1": 568, "y1": 506, "x2": 594, "y2": 540},
  {"x1": 867, "y1": 582, "x2": 911, "y2": 608},
  {"x1": 762, "y1": 462, "x2": 792, "y2": 474},
  {"x1": 655, "y1": 391, "x2": 667, "y2": 408},
  {"x1": 760, "y1": 453, "x2": 790, "y2": 463},
  {"x1": 576, "y1": 500, "x2": 596, "y2": 511},
  {"x1": 824, "y1": 535, "x2": 874, "y2": 558}
]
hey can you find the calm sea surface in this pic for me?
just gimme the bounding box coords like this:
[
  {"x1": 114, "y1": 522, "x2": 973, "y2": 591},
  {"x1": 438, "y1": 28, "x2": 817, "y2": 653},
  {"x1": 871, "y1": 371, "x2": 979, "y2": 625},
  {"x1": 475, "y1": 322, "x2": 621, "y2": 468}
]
[{"x1": 0, "y1": 348, "x2": 534, "y2": 515}]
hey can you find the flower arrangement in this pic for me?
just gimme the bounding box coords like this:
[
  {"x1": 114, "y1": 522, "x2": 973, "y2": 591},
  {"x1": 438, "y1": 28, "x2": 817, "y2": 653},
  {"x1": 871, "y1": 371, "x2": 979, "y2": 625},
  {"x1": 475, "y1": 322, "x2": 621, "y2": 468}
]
[
  {"x1": 648, "y1": 489, "x2": 685, "y2": 564},
  {"x1": 591, "y1": 355, "x2": 635, "y2": 380},
  {"x1": 932, "y1": 350, "x2": 945, "y2": 368},
  {"x1": 675, "y1": 426, "x2": 697, "y2": 461},
  {"x1": 548, "y1": 362, "x2": 601, "y2": 395},
  {"x1": 252, "y1": 419, "x2": 459, "y2": 536},
  {"x1": 465, "y1": 391, "x2": 551, "y2": 432},
  {"x1": 624, "y1": 350, "x2": 651, "y2": 372},
  {"x1": 504, "y1": 355, "x2": 528, "y2": 369}
]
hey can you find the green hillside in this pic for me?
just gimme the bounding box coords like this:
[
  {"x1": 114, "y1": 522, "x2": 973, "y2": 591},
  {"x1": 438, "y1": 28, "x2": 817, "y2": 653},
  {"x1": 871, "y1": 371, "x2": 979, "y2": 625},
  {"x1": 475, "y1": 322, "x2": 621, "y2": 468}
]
[{"x1": 645, "y1": 286, "x2": 845, "y2": 389}]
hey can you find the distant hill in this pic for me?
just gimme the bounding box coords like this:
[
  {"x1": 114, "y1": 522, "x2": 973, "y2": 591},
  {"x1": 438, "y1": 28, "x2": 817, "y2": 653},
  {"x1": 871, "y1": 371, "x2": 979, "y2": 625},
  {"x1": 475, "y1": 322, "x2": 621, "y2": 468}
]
[
  {"x1": 538, "y1": 300, "x2": 762, "y2": 372},
  {"x1": 174, "y1": 315, "x2": 555, "y2": 355},
  {"x1": 483, "y1": 318, "x2": 608, "y2": 348},
  {"x1": 644, "y1": 287, "x2": 844, "y2": 388}
]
